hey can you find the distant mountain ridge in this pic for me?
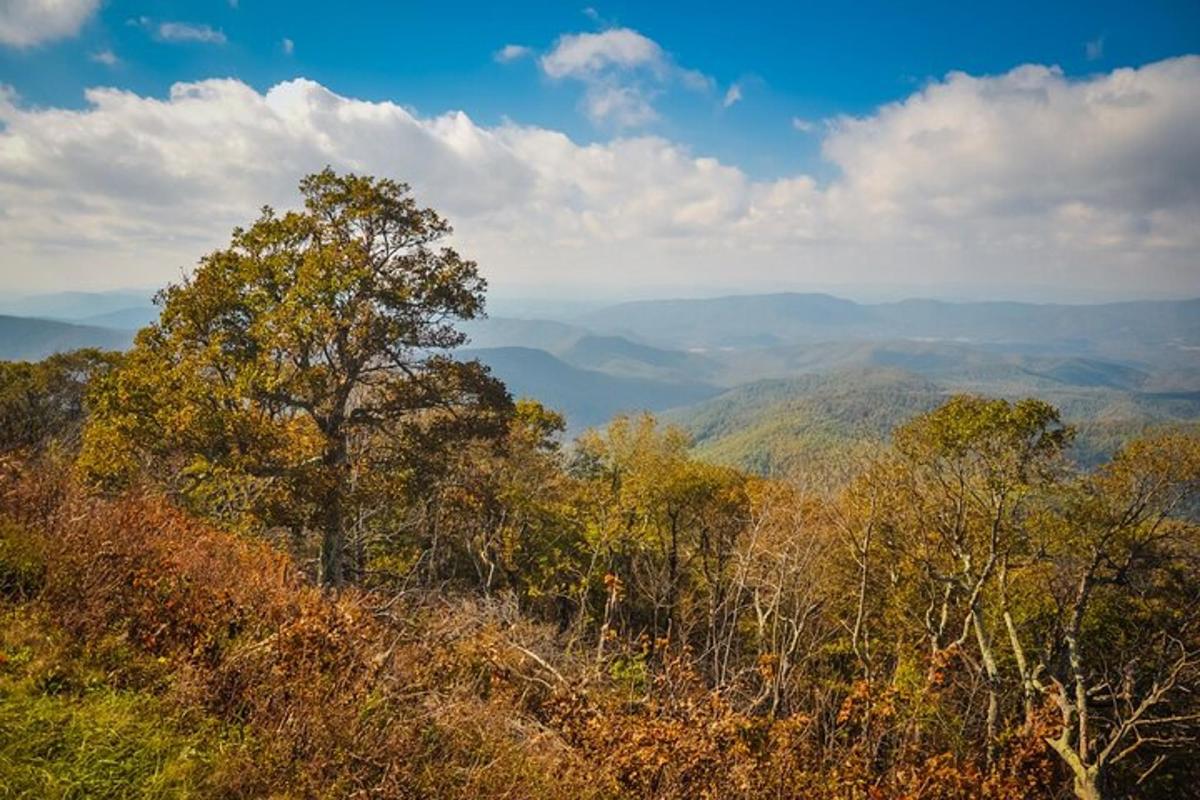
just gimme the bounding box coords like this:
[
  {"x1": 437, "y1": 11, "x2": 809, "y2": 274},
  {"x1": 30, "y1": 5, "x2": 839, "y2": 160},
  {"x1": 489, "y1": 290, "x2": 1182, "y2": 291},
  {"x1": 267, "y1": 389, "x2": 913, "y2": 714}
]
[
  {"x1": 1, "y1": 292, "x2": 1197, "y2": 455},
  {"x1": 578, "y1": 292, "x2": 1200, "y2": 358},
  {"x1": 459, "y1": 346, "x2": 721, "y2": 430},
  {"x1": 0, "y1": 291, "x2": 154, "y2": 322},
  {"x1": 0, "y1": 316, "x2": 134, "y2": 361}
]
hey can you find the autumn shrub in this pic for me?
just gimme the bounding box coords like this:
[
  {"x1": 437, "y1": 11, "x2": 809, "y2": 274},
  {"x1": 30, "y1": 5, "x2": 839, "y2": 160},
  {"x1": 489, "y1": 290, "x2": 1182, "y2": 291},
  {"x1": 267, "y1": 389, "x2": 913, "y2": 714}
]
[
  {"x1": 0, "y1": 519, "x2": 43, "y2": 601},
  {"x1": 0, "y1": 463, "x2": 612, "y2": 799}
]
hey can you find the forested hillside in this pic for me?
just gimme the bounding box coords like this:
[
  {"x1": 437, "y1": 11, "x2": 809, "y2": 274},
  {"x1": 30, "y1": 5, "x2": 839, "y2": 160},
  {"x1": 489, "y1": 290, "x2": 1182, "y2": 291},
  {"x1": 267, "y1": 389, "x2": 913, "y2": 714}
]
[
  {"x1": 669, "y1": 367, "x2": 1200, "y2": 474},
  {"x1": 2, "y1": 172, "x2": 1198, "y2": 800}
]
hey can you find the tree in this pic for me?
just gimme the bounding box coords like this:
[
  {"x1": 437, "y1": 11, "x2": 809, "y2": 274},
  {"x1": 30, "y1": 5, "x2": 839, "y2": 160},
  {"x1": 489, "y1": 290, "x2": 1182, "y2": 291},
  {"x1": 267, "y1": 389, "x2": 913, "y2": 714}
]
[
  {"x1": 81, "y1": 169, "x2": 509, "y2": 587},
  {"x1": 0, "y1": 349, "x2": 118, "y2": 455},
  {"x1": 388, "y1": 397, "x2": 584, "y2": 613},
  {"x1": 1023, "y1": 434, "x2": 1200, "y2": 800},
  {"x1": 890, "y1": 396, "x2": 1072, "y2": 758},
  {"x1": 571, "y1": 414, "x2": 749, "y2": 662}
]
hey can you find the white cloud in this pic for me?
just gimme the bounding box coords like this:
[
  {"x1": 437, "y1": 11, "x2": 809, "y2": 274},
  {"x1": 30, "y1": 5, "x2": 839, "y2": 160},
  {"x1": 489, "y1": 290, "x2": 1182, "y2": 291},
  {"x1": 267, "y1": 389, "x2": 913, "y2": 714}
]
[
  {"x1": 819, "y1": 59, "x2": 1200, "y2": 255},
  {"x1": 722, "y1": 83, "x2": 742, "y2": 108},
  {"x1": 541, "y1": 28, "x2": 664, "y2": 79},
  {"x1": 0, "y1": 0, "x2": 99, "y2": 47},
  {"x1": 90, "y1": 48, "x2": 119, "y2": 66},
  {"x1": 540, "y1": 27, "x2": 712, "y2": 127},
  {"x1": 584, "y1": 85, "x2": 658, "y2": 125},
  {"x1": 494, "y1": 43, "x2": 531, "y2": 63},
  {"x1": 1086, "y1": 36, "x2": 1105, "y2": 61},
  {"x1": 791, "y1": 116, "x2": 815, "y2": 133},
  {"x1": 155, "y1": 21, "x2": 227, "y2": 45},
  {"x1": 0, "y1": 58, "x2": 1197, "y2": 297},
  {"x1": 282, "y1": 37, "x2": 294, "y2": 55}
]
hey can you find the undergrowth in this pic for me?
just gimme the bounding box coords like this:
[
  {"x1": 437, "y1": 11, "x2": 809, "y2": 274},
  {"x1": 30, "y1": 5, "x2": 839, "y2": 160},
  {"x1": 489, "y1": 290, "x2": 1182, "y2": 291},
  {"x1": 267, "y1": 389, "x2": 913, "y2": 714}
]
[{"x1": 0, "y1": 604, "x2": 237, "y2": 799}]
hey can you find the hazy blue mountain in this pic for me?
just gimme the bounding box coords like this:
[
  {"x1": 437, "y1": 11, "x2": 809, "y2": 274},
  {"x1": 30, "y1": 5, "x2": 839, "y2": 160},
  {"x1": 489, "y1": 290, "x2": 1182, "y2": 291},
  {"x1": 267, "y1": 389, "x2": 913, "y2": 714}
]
[
  {"x1": 460, "y1": 346, "x2": 721, "y2": 430},
  {"x1": 872, "y1": 297, "x2": 1200, "y2": 345},
  {"x1": 484, "y1": 296, "x2": 611, "y2": 320},
  {"x1": 0, "y1": 315, "x2": 133, "y2": 361},
  {"x1": 578, "y1": 293, "x2": 873, "y2": 349},
  {"x1": 0, "y1": 291, "x2": 154, "y2": 322},
  {"x1": 556, "y1": 334, "x2": 723, "y2": 383},
  {"x1": 77, "y1": 307, "x2": 161, "y2": 330},
  {"x1": 579, "y1": 293, "x2": 1200, "y2": 358},
  {"x1": 1030, "y1": 358, "x2": 1149, "y2": 390},
  {"x1": 692, "y1": 338, "x2": 1166, "y2": 391},
  {"x1": 458, "y1": 317, "x2": 588, "y2": 351}
]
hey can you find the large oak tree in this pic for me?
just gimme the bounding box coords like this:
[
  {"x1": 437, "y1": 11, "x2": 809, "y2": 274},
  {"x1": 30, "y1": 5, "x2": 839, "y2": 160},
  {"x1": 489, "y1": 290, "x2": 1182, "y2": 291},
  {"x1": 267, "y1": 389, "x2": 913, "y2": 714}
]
[{"x1": 82, "y1": 169, "x2": 510, "y2": 587}]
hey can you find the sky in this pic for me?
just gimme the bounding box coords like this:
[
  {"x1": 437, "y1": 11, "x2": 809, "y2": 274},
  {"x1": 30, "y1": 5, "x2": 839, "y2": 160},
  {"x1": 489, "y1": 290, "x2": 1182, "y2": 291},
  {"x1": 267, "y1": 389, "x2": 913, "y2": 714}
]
[{"x1": 0, "y1": 0, "x2": 1198, "y2": 302}]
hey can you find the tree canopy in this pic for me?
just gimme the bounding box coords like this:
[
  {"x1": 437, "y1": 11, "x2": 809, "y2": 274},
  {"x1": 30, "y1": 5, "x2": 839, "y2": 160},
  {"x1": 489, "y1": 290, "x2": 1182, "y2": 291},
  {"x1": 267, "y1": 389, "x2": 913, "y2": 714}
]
[{"x1": 80, "y1": 169, "x2": 511, "y2": 586}]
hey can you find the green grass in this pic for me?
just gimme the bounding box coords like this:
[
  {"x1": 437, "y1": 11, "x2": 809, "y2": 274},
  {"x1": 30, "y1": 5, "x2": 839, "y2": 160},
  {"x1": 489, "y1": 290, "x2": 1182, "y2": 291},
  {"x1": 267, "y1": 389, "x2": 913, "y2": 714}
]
[
  {"x1": 0, "y1": 682, "x2": 224, "y2": 799},
  {"x1": 0, "y1": 579, "x2": 238, "y2": 798}
]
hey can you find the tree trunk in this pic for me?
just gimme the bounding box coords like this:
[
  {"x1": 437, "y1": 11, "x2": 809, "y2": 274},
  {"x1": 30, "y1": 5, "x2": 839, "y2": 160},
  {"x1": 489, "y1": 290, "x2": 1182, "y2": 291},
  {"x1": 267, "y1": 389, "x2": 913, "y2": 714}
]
[
  {"x1": 319, "y1": 489, "x2": 345, "y2": 588},
  {"x1": 1074, "y1": 771, "x2": 1103, "y2": 800},
  {"x1": 668, "y1": 513, "x2": 679, "y2": 640},
  {"x1": 972, "y1": 609, "x2": 1000, "y2": 763},
  {"x1": 1047, "y1": 734, "x2": 1105, "y2": 800},
  {"x1": 319, "y1": 432, "x2": 349, "y2": 589}
]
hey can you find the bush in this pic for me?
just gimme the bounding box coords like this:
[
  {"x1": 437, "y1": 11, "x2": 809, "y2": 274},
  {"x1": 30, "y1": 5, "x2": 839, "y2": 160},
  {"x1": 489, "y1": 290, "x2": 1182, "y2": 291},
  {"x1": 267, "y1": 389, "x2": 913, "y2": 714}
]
[
  {"x1": 0, "y1": 520, "x2": 44, "y2": 601},
  {"x1": 0, "y1": 468, "x2": 612, "y2": 799},
  {"x1": 0, "y1": 609, "x2": 233, "y2": 800}
]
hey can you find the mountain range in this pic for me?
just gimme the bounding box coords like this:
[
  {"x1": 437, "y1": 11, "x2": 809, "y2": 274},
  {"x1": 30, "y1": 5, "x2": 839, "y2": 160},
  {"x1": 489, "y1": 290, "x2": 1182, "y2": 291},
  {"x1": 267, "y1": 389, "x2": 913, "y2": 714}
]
[{"x1": 2, "y1": 290, "x2": 1197, "y2": 472}]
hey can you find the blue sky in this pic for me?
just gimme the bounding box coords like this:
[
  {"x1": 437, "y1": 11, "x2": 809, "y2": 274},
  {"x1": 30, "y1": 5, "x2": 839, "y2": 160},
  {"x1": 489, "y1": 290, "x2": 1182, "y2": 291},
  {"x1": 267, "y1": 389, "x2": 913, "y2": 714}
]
[{"x1": 0, "y1": 1, "x2": 1198, "y2": 299}]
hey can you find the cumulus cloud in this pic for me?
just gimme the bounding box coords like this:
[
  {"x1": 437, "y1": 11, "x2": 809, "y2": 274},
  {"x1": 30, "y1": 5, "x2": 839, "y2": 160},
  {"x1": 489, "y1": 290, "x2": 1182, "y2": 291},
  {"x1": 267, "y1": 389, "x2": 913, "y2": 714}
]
[
  {"x1": 541, "y1": 28, "x2": 665, "y2": 78},
  {"x1": 0, "y1": 0, "x2": 99, "y2": 47},
  {"x1": 820, "y1": 60, "x2": 1200, "y2": 253},
  {"x1": 0, "y1": 58, "x2": 1197, "y2": 296},
  {"x1": 281, "y1": 37, "x2": 294, "y2": 55},
  {"x1": 791, "y1": 116, "x2": 816, "y2": 133},
  {"x1": 723, "y1": 83, "x2": 743, "y2": 108},
  {"x1": 90, "y1": 48, "x2": 119, "y2": 66},
  {"x1": 494, "y1": 44, "x2": 531, "y2": 63},
  {"x1": 540, "y1": 27, "x2": 712, "y2": 126}
]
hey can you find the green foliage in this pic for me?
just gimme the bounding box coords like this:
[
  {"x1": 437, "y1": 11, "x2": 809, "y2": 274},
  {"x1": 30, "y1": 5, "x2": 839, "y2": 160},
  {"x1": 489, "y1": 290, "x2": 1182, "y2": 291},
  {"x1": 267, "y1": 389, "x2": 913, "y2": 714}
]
[
  {"x1": 79, "y1": 169, "x2": 511, "y2": 585},
  {"x1": 0, "y1": 349, "x2": 118, "y2": 455},
  {"x1": 0, "y1": 610, "x2": 231, "y2": 800},
  {"x1": 0, "y1": 521, "x2": 44, "y2": 602},
  {"x1": 893, "y1": 394, "x2": 1072, "y2": 464},
  {"x1": 572, "y1": 414, "x2": 749, "y2": 644}
]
